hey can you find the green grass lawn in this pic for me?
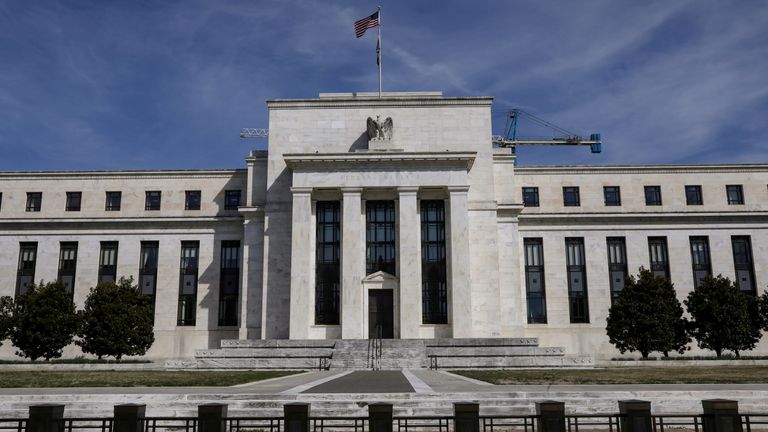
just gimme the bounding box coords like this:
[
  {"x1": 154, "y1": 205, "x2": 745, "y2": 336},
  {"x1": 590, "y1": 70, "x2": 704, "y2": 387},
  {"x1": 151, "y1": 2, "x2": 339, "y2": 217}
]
[
  {"x1": 453, "y1": 366, "x2": 768, "y2": 385},
  {"x1": 0, "y1": 370, "x2": 303, "y2": 388}
]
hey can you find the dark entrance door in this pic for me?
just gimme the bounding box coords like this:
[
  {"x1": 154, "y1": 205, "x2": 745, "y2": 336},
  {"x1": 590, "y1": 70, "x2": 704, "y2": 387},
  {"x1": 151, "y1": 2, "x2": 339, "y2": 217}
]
[{"x1": 368, "y1": 290, "x2": 394, "y2": 339}]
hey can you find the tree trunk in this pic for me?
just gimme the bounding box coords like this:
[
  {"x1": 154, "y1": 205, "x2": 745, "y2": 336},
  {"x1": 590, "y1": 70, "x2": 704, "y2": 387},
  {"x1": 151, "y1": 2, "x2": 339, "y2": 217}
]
[
  {"x1": 715, "y1": 348, "x2": 722, "y2": 358},
  {"x1": 641, "y1": 350, "x2": 649, "y2": 359}
]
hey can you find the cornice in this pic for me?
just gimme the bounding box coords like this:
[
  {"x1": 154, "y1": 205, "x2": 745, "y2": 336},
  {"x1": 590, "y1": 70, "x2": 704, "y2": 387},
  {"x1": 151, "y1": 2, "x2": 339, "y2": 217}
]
[
  {"x1": 515, "y1": 164, "x2": 768, "y2": 175},
  {"x1": 0, "y1": 169, "x2": 246, "y2": 181},
  {"x1": 284, "y1": 151, "x2": 476, "y2": 171},
  {"x1": 0, "y1": 216, "x2": 243, "y2": 225},
  {"x1": 267, "y1": 96, "x2": 493, "y2": 110},
  {"x1": 517, "y1": 211, "x2": 768, "y2": 224}
]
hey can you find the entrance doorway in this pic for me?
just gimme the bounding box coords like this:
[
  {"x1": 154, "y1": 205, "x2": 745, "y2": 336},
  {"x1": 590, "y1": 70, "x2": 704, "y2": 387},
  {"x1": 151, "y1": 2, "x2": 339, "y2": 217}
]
[{"x1": 368, "y1": 289, "x2": 394, "y2": 339}]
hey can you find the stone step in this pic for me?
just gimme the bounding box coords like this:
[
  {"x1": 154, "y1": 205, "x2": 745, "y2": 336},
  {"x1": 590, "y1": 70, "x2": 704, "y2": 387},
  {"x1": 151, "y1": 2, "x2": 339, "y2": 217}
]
[
  {"x1": 430, "y1": 355, "x2": 594, "y2": 369},
  {"x1": 197, "y1": 348, "x2": 333, "y2": 358},
  {"x1": 426, "y1": 346, "x2": 564, "y2": 357},
  {"x1": 196, "y1": 357, "x2": 330, "y2": 369},
  {"x1": 220, "y1": 339, "x2": 336, "y2": 348},
  {"x1": 426, "y1": 338, "x2": 539, "y2": 347}
]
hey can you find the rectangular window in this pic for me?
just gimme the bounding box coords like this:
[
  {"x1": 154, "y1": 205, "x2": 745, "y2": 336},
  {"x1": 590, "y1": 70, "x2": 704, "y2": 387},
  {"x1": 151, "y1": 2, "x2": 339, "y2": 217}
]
[
  {"x1": 178, "y1": 241, "x2": 199, "y2": 326},
  {"x1": 139, "y1": 241, "x2": 159, "y2": 318},
  {"x1": 224, "y1": 190, "x2": 241, "y2": 210},
  {"x1": 603, "y1": 186, "x2": 621, "y2": 206},
  {"x1": 524, "y1": 238, "x2": 546, "y2": 324},
  {"x1": 0, "y1": 192, "x2": 3, "y2": 212},
  {"x1": 689, "y1": 236, "x2": 711, "y2": 289},
  {"x1": 563, "y1": 187, "x2": 580, "y2": 207},
  {"x1": 685, "y1": 185, "x2": 703, "y2": 205},
  {"x1": 732, "y1": 236, "x2": 756, "y2": 296},
  {"x1": 16, "y1": 242, "x2": 37, "y2": 296},
  {"x1": 185, "y1": 190, "x2": 201, "y2": 210},
  {"x1": 26, "y1": 192, "x2": 42, "y2": 212},
  {"x1": 315, "y1": 202, "x2": 340, "y2": 325},
  {"x1": 607, "y1": 237, "x2": 628, "y2": 303},
  {"x1": 105, "y1": 191, "x2": 122, "y2": 211},
  {"x1": 565, "y1": 238, "x2": 589, "y2": 323},
  {"x1": 366, "y1": 200, "x2": 397, "y2": 275},
  {"x1": 522, "y1": 187, "x2": 539, "y2": 207},
  {"x1": 65, "y1": 192, "x2": 82, "y2": 211},
  {"x1": 648, "y1": 237, "x2": 670, "y2": 279},
  {"x1": 219, "y1": 240, "x2": 240, "y2": 326},
  {"x1": 726, "y1": 185, "x2": 744, "y2": 205},
  {"x1": 645, "y1": 186, "x2": 662, "y2": 205},
  {"x1": 98, "y1": 241, "x2": 119, "y2": 284},
  {"x1": 145, "y1": 191, "x2": 161, "y2": 211},
  {"x1": 421, "y1": 200, "x2": 447, "y2": 324},
  {"x1": 57, "y1": 242, "x2": 78, "y2": 295}
]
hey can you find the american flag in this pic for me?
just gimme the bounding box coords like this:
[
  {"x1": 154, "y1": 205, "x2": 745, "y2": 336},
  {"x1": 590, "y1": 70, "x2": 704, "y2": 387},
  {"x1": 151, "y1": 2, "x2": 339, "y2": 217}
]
[{"x1": 354, "y1": 10, "x2": 380, "y2": 38}]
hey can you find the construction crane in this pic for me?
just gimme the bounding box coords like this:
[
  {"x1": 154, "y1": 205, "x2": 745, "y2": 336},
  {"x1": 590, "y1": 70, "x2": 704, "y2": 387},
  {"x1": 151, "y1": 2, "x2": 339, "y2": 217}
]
[
  {"x1": 239, "y1": 128, "x2": 269, "y2": 139},
  {"x1": 491, "y1": 109, "x2": 602, "y2": 153}
]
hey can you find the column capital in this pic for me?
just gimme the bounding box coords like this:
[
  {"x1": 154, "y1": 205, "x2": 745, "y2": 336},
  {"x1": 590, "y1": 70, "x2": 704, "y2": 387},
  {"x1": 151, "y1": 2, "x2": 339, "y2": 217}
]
[
  {"x1": 341, "y1": 187, "x2": 363, "y2": 195},
  {"x1": 290, "y1": 187, "x2": 313, "y2": 196},
  {"x1": 447, "y1": 185, "x2": 470, "y2": 194},
  {"x1": 397, "y1": 186, "x2": 419, "y2": 195}
]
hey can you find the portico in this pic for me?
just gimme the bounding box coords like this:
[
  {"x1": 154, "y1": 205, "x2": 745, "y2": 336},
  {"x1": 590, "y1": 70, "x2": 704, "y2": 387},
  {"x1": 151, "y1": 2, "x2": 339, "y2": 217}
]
[{"x1": 284, "y1": 152, "x2": 475, "y2": 339}]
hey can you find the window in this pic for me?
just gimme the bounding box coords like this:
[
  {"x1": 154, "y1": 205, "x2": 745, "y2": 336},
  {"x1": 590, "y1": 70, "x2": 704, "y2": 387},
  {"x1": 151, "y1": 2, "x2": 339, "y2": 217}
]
[
  {"x1": 689, "y1": 236, "x2": 711, "y2": 289},
  {"x1": 139, "y1": 241, "x2": 159, "y2": 319},
  {"x1": 65, "y1": 192, "x2": 82, "y2": 211},
  {"x1": 644, "y1": 186, "x2": 662, "y2": 205},
  {"x1": 726, "y1": 185, "x2": 744, "y2": 205},
  {"x1": 685, "y1": 185, "x2": 703, "y2": 205},
  {"x1": 178, "y1": 241, "x2": 199, "y2": 326},
  {"x1": 565, "y1": 238, "x2": 589, "y2": 323},
  {"x1": 224, "y1": 190, "x2": 241, "y2": 210},
  {"x1": 421, "y1": 200, "x2": 447, "y2": 324},
  {"x1": 524, "y1": 238, "x2": 546, "y2": 324},
  {"x1": 522, "y1": 187, "x2": 539, "y2": 207},
  {"x1": 732, "y1": 236, "x2": 756, "y2": 296},
  {"x1": 185, "y1": 190, "x2": 201, "y2": 210},
  {"x1": 16, "y1": 242, "x2": 37, "y2": 296},
  {"x1": 366, "y1": 200, "x2": 396, "y2": 275},
  {"x1": 315, "y1": 202, "x2": 340, "y2": 325},
  {"x1": 26, "y1": 192, "x2": 42, "y2": 212},
  {"x1": 0, "y1": 192, "x2": 3, "y2": 212},
  {"x1": 105, "y1": 192, "x2": 121, "y2": 211},
  {"x1": 219, "y1": 240, "x2": 240, "y2": 326},
  {"x1": 57, "y1": 242, "x2": 78, "y2": 295},
  {"x1": 648, "y1": 237, "x2": 670, "y2": 279},
  {"x1": 145, "y1": 191, "x2": 161, "y2": 211},
  {"x1": 563, "y1": 187, "x2": 580, "y2": 207},
  {"x1": 603, "y1": 186, "x2": 621, "y2": 206},
  {"x1": 98, "y1": 241, "x2": 118, "y2": 284},
  {"x1": 607, "y1": 237, "x2": 628, "y2": 303}
]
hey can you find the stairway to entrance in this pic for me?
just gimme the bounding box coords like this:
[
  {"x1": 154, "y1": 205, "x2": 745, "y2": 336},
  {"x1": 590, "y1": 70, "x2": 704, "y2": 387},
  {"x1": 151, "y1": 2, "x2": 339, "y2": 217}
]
[{"x1": 190, "y1": 338, "x2": 593, "y2": 370}]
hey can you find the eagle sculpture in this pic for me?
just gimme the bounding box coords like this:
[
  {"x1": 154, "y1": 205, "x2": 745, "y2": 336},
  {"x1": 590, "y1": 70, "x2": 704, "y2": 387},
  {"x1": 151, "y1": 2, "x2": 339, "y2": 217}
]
[{"x1": 366, "y1": 116, "x2": 393, "y2": 140}]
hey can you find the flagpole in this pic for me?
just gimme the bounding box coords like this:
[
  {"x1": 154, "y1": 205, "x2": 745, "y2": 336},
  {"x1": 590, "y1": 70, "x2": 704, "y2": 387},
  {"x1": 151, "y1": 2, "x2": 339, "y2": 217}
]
[{"x1": 377, "y1": 5, "x2": 382, "y2": 98}]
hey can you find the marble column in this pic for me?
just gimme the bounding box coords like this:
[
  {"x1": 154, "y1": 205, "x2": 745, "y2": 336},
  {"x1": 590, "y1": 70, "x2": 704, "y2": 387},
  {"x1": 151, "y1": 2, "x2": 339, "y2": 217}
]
[
  {"x1": 239, "y1": 208, "x2": 265, "y2": 339},
  {"x1": 448, "y1": 186, "x2": 472, "y2": 338},
  {"x1": 288, "y1": 187, "x2": 312, "y2": 339},
  {"x1": 398, "y1": 187, "x2": 421, "y2": 338},
  {"x1": 341, "y1": 187, "x2": 365, "y2": 339}
]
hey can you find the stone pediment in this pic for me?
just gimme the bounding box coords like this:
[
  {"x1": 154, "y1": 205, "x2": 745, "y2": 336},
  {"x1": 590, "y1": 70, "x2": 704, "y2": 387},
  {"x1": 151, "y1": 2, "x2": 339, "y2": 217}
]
[{"x1": 362, "y1": 271, "x2": 398, "y2": 282}]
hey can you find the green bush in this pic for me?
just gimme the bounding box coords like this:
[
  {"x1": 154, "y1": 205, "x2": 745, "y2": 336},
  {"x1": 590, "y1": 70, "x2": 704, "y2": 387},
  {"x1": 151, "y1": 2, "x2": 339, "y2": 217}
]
[
  {"x1": 0, "y1": 296, "x2": 13, "y2": 347},
  {"x1": 9, "y1": 281, "x2": 80, "y2": 361},
  {"x1": 76, "y1": 277, "x2": 155, "y2": 360},
  {"x1": 606, "y1": 268, "x2": 689, "y2": 359},
  {"x1": 685, "y1": 275, "x2": 762, "y2": 358}
]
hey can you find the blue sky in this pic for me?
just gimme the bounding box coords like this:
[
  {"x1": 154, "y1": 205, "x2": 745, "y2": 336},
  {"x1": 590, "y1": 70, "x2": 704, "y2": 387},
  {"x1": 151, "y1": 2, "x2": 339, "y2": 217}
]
[{"x1": 1, "y1": 0, "x2": 767, "y2": 170}]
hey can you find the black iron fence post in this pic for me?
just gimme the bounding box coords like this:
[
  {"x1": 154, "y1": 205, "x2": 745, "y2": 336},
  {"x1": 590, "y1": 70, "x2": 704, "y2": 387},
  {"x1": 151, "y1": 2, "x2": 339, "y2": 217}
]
[
  {"x1": 369, "y1": 403, "x2": 393, "y2": 432},
  {"x1": 619, "y1": 400, "x2": 652, "y2": 432},
  {"x1": 198, "y1": 404, "x2": 227, "y2": 432},
  {"x1": 703, "y1": 400, "x2": 743, "y2": 432},
  {"x1": 536, "y1": 401, "x2": 566, "y2": 432},
  {"x1": 26, "y1": 404, "x2": 64, "y2": 432},
  {"x1": 454, "y1": 403, "x2": 479, "y2": 432},
  {"x1": 113, "y1": 404, "x2": 145, "y2": 432},
  {"x1": 284, "y1": 403, "x2": 310, "y2": 432}
]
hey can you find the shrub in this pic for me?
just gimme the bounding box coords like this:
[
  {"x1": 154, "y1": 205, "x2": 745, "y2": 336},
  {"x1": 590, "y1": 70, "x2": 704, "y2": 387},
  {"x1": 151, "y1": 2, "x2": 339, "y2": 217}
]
[
  {"x1": 0, "y1": 296, "x2": 13, "y2": 347},
  {"x1": 9, "y1": 281, "x2": 80, "y2": 361},
  {"x1": 77, "y1": 277, "x2": 155, "y2": 360},
  {"x1": 606, "y1": 268, "x2": 689, "y2": 359},
  {"x1": 684, "y1": 275, "x2": 762, "y2": 358}
]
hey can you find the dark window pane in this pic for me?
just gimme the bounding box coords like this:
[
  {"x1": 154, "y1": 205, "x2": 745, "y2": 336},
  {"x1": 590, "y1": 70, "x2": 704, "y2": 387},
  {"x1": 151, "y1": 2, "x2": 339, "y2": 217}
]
[
  {"x1": 26, "y1": 192, "x2": 42, "y2": 212},
  {"x1": 689, "y1": 236, "x2": 711, "y2": 289},
  {"x1": 604, "y1": 186, "x2": 621, "y2": 206},
  {"x1": 522, "y1": 187, "x2": 539, "y2": 207},
  {"x1": 566, "y1": 238, "x2": 589, "y2": 323},
  {"x1": 218, "y1": 240, "x2": 240, "y2": 326},
  {"x1": 421, "y1": 200, "x2": 447, "y2": 324},
  {"x1": 315, "y1": 201, "x2": 340, "y2": 325},
  {"x1": 731, "y1": 236, "x2": 756, "y2": 295},
  {"x1": 648, "y1": 237, "x2": 670, "y2": 279},
  {"x1": 524, "y1": 238, "x2": 546, "y2": 323},
  {"x1": 178, "y1": 241, "x2": 199, "y2": 326},
  {"x1": 366, "y1": 200, "x2": 396, "y2": 275},
  {"x1": 563, "y1": 187, "x2": 580, "y2": 207},
  {"x1": 185, "y1": 191, "x2": 201, "y2": 210},
  {"x1": 685, "y1": 185, "x2": 703, "y2": 205},
  {"x1": 16, "y1": 242, "x2": 38, "y2": 296},
  {"x1": 225, "y1": 190, "x2": 241, "y2": 210},
  {"x1": 65, "y1": 192, "x2": 82, "y2": 211},
  {"x1": 145, "y1": 191, "x2": 161, "y2": 211},
  {"x1": 105, "y1": 192, "x2": 122, "y2": 211},
  {"x1": 58, "y1": 242, "x2": 78, "y2": 295},
  {"x1": 726, "y1": 185, "x2": 744, "y2": 205},
  {"x1": 644, "y1": 186, "x2": 662, "y2": 205},
  {"x1": 607, "y1": 237, "x2": 627, "y2": 303},
  {"x1": 98, "y1": 241, "x2": 118, "y2": 284}
]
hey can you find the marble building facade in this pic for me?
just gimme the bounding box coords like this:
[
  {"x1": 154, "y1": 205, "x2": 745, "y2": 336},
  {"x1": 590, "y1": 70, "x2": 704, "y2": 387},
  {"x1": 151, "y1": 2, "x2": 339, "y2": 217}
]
[{"x1": 1, "y1": 92, "x2": 767, "y2": 359}]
